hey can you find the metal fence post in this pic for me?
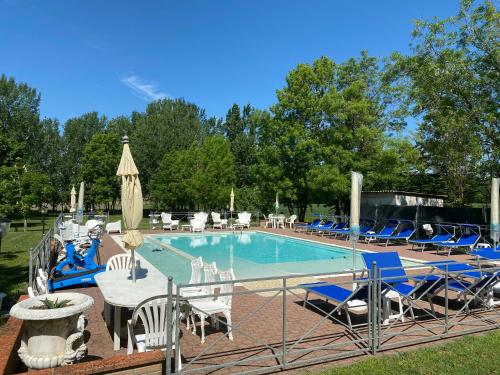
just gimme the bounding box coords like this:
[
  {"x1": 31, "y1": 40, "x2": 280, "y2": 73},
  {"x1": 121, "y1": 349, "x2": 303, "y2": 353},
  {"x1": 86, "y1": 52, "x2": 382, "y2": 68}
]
[
  {"x1": 281, "y1": 278, "x2": 287, "y2": 369},
  {"x1": 445, "y1": 264, "x2": 449, "y2": 335},
  {"x1": 166, "y1": 276, "x2": 173, "y2": 375},
  {"x1": 28, "y1": 248, "x2": 33, "y2": 291},
  {"x1": 370, "y1": 261, "x2": 378, "y2": 355}
]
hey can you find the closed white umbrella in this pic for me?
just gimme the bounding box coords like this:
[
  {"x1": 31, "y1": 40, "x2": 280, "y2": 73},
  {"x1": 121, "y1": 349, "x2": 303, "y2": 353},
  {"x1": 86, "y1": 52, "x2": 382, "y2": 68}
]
[
  {"x1": 117, "y1": 135, "x2": 144, "y2": 282},
  {"x1": 350, "y1": 171, "x2": 363, "y2": 269},
  {"x1": 275, "y1": 193, "x2": 279, "y2": 213},
  {"x1": 230, "y1": 188, "x2": 234, "y2": 212},
  {"x1": 70, "y1": 185, "x2": 76, "y2": 213},
  {"x1": 491, "y1": 178, "x2": 499, "y2": 251}
]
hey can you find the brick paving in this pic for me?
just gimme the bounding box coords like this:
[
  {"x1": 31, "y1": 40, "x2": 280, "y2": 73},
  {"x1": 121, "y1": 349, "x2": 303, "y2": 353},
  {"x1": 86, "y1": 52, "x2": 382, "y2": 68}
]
[{"x1": 21, "y1": 226, "x2": 499, "y2": 374}]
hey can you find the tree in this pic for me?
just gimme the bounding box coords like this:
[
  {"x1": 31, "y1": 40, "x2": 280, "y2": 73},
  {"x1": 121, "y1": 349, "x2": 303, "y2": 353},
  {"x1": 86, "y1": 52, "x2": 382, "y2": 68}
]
[
  {"x1": 80, "y1": 133, "x2": 121, "y2": 210},
  {"x1": 150, "y1": 136, "x2": 235, "y2": 210},
  {"x1": 385, "y1": 0, "x2": 499, "y2": 204},
  {"x1": 61, "y1": 112, "x2": 107, "y2": 189},
  {"x1": 130, "y1": 99, "x2": 206, "y2": 193}
]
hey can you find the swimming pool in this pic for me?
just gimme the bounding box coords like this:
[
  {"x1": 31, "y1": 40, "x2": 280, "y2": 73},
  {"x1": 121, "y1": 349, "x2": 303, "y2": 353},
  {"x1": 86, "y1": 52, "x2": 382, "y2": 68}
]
[{"x1": 136, "y1": 232, "x2": 419, "y2": 283}]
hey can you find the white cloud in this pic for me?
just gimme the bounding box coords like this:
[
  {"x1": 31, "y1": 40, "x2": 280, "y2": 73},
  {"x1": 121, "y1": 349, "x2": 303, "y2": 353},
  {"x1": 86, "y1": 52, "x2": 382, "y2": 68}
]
[{"x1": 121, "y1": 75, "x2": 168, "y2": 101}]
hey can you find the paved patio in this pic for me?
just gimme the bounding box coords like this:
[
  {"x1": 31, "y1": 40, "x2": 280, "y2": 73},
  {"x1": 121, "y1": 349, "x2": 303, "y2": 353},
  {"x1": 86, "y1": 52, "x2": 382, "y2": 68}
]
[{"x1": 18, "y1": 226, "x2": 499, "y2": 374}]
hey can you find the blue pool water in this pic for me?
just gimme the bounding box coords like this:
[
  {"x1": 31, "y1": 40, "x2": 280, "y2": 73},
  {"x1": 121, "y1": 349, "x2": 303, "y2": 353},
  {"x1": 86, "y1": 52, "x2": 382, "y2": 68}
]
[{"x1": 136, "y1": 232, "x2": 418, "y2": 283}]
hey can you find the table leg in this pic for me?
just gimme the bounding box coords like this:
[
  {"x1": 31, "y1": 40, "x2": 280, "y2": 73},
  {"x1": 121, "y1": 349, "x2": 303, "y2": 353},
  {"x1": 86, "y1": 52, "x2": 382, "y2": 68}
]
[
  {"x1": 104, "y1": 301, "x2": 111, "y2": 326},
  {"x1": 114, "y1": 305, "x2": 121, "y2": 350}
]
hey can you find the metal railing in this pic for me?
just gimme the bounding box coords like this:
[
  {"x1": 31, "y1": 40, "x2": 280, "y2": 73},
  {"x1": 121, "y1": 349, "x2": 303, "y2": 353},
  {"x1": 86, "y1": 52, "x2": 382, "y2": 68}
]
[
  {"x1": 28, "y1": 228, "x2": 53, "y2": 293},
  {"x1": 162, "y1": 260, "x2": 500, "y2": 374}
]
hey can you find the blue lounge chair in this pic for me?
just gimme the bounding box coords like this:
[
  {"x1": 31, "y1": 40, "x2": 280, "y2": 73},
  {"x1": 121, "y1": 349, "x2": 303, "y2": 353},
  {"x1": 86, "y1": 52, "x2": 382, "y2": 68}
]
[
  {"x1": 360, "y1": 219, "x2": 399, "y2": 244},
  {"x1": 429, "y1": 260, "x2": 500, "y2": 309},
  {"x1": 323, "y1": 221, "x2": 349, "y2": 237},
  {"x1": 311, "y1": 220, "x2": 335, "y2": 234},
  {"x1": 409, "y1": 224, "x2": 455, "y2": 252},
  {"x1": 301, "y1": 282, "x2": 368, "y2": 329},
  {"x1": 295, "y1": 219, "x2": 321, "y2": 232},
  {"x1": 360, "y1": 252, "x2": 442, "y2": 323},
  {"x1": 432, "y1": 224, "x2": 481, "y2": 256},
  {"x1": 470, "y1": 247, "x2": 500, "y2": 262},
  {"x1": 368, "y1": 220, "x2": 416, "y2": 247}
]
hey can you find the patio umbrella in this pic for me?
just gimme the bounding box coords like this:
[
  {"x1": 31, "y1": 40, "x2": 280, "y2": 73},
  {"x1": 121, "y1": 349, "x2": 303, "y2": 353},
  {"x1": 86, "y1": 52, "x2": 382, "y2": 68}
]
[
  {"x1": 230, "y1": 188, "x2": 234, "y2": 218},
  {"x1": 70, "y1": 185, "x2": 76, "y2": 213},
  {"x1": 350, "y1": 171, "x2": 363, "y2": 269},
  {"x1": 491, "y1": 178, "x2": 499, "y2": 251},
  {"x1": 75, "y1": 181, "x2": 85, "y2": 237},
  {"x1": 275, "y1": 193, "x2": 279, "y2": 214},
  {"x1": 117, "y1": 135, "x2": 144, "y2": 282}
]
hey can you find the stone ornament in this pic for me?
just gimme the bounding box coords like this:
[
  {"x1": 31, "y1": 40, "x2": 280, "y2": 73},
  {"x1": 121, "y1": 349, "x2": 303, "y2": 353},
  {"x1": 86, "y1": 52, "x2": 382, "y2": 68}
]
[{"x1": 10, "y1": 292, "x2": 94, "y2": 369}]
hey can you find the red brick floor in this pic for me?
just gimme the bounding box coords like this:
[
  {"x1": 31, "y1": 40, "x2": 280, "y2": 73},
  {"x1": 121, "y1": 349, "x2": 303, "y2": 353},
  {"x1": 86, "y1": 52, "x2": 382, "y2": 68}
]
[{"x1": 19, "y1": 227, "x2": 499, "y2": 374}]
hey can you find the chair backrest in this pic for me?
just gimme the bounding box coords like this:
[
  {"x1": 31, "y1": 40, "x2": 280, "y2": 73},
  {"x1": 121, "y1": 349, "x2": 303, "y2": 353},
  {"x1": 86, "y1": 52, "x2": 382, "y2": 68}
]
[
  {"x1": 86, "y1": 219, "x2": 101, "y2": 230},
  {"x1": 106, "y1": 254, "x2": 133, "y2": 271},
  {"x1": 239, "y1": 212, "x2": 251, "y2": 224},
  {"x1": 395, "y1": 223, "x2": 415, "y2": 238},
  {"x1": 203, "y1": 262, "x2": 218, "y2": 294},
  {"x1": 320, "y1": 220, "x2": 334, "y2": 228},
  {"x1": 130, "y1": 295, "x2": 175, "y2": 349},
  {"x1": 456, "y1": 232, "x2": 480, "y2": 246},
  {"x1": 194, "y1": 212, "x2": 208, "y2": 223},
  {"x1": 218, "y1": 269, "x2": 235, "y2": 307},
  {"x1": 161, "y1": 212, "x2": 172, "y2": 224},
  {"x1": 190, "y1": 218, "x2": 205, "y2": 230},
  {"x1": 288, "y1": 215, "x2": 297, "y2": 223},
  {"x1": 211, "y1": 212, "x2": 221, "y2": 223},
  {"x1": 189, "y1": 257, "x2": 204, "y2": 284},
  {"x1": 361, "y1": 252, "x2": 408, "y2": 283},
  {"x1": 377, "y1": 220, "x2": 399, "y2": 236},
  {"x1": 309, "y1": 219, "x2": 321, "y2": 226}
]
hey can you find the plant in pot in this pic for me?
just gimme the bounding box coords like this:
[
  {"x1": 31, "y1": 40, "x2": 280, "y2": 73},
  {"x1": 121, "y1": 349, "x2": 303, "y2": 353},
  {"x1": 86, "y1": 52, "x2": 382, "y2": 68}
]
[{"x1": 10, "y1": 292, "x2": 94, "y2": 369}]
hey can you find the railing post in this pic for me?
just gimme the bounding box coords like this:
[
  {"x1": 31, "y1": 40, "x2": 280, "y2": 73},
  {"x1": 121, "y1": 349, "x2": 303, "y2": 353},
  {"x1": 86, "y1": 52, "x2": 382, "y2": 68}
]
[
  {"x1": 166, "y1": 276, "x2": 173, "y2": 375},
  {"x1": 281, "y1": 278, "x2": 287, "y2": 369},
  {"x1": 28, "y1": 247, "x2": 33, "y2": 291},
  {"x1": 370, "y1": 261, "x2": 378, "y2": 355},
  {"x1": 445, "y1": 264, "x2": 449, "y2": 335}
]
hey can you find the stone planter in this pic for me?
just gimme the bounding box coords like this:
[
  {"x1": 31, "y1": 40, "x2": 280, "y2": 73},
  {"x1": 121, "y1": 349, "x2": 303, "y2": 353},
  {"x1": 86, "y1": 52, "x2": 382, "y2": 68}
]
[{"x1": 10, "y1": 292, "x2": 94, "y2": 369}]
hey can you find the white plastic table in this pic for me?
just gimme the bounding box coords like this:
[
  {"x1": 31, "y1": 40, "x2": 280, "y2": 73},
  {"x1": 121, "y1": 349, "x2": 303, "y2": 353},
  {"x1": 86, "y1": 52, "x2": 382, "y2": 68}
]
[{"x1": 95, "y1": 267, "x2": 176, "y2": 350}]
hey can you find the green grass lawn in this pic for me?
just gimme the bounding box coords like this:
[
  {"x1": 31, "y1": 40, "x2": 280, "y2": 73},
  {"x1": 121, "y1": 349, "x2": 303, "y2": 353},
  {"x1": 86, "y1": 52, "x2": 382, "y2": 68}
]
[
  {"x1": 0, "y1": 215, "x2": 58, "y2": 309},
  {"x1": 313, "y1": 331, "x2": 500, "y2": 375}
]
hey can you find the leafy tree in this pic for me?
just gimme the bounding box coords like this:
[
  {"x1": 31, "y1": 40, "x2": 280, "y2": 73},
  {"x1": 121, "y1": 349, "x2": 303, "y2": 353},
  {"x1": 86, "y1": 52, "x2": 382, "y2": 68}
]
[
  {"x1": 130, "y1": 99, "x2": 206, "y2": 193},
  {"x1": 107, "y1": 115, "x2": 134, "y2": 137},
  {"x1": 80, "y1": 133, "x2": 121, "y2": 210},
  {"x1": 61, "y1": 112, "x2": 107, "y2": 189},
  {"x1": 385, "y1": 0, "x2": 499, "y2": 204},
  {"x1": 0, "y1": 74, "x2": 41, "y2": 164},
  {"x1": 150, "y1": 136, "x2": 235, "y2": 210}
]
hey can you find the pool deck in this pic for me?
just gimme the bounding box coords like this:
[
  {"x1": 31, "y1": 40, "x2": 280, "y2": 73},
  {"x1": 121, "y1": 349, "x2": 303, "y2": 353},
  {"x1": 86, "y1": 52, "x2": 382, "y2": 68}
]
[{"x1": 7, "y1": 226, "x2": 498, "y2": 374}]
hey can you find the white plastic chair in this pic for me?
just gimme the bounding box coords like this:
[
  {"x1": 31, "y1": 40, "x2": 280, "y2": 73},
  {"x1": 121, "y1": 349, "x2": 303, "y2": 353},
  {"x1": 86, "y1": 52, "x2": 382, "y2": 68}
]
[
  {"x1": 235, "y1": 212, "x2": 251, "y2": 228},
  {"x1": 190, "y1": 219, "x2": 205, "y2": 233},
  {"x1": 286, "y1": 215, "x2": 297, "y2": 228},
  {"x1": 161, "y1": 212, "x2": 180, "y2": 231},
  {"x1": 277, "y1": 215, "x2": 286, "y2": 229},
  {"x1": 106, "y1": 220, "x2": 122, "y2": 233},
  {"x1": 127, "y1": 295, "x2": 182, "y2": 371},
  {"x1": 194, "y1": 212, "x2": 209, "y2": 224},
  {"x1": 106, "y1": 254, "x2": 133, "y2": 271},
  {"x1": 190, "y1": 268, "x2": 235, "y2": 344},
  {"x1": 211, "y1": 212, "x2": 228, "y2": 229},
  {"x1": 263, "y1": 214, "x2": 273, "y2": 228}
]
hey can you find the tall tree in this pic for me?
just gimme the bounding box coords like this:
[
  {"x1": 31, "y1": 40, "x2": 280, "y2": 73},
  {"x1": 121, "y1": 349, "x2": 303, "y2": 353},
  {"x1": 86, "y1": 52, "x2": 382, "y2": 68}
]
[{"x1": 131, "y1": 99, "x2": 206, "y2": 193}]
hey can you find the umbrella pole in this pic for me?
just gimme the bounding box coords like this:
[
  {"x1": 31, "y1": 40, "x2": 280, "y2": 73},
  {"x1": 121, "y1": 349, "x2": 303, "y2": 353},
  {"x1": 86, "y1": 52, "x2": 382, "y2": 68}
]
[
  {"x1": 352, "y1": 237, "x2": 357, "y2": 270},
  {"x1": 131, "y1": 248, "x2": 136, "y2": 282}
]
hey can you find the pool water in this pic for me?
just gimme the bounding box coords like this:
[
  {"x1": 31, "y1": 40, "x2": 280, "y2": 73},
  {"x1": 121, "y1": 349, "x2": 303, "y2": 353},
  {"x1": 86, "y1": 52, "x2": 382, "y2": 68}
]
[{"x1": 137, "y1": 232, "x2": 418, "y2": 284}]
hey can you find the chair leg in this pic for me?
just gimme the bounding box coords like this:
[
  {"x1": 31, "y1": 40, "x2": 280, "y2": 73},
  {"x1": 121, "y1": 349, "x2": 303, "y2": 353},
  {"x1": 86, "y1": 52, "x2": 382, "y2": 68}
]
[
  {"x1": 200, "y1": 315, "x2": 206, "y2": 344},
  {"x1": 224, "y1": 311, "x2": 233, "y2": 341},
  {"x1": 191, "y1": 313, "x2": 197, "y2": 335},
  {"x1": 303, "y1": 291, "x2": 309, "y2": 307},
  {"x1": 176, "y1": 344, "x2": 182, "y2": 371}
]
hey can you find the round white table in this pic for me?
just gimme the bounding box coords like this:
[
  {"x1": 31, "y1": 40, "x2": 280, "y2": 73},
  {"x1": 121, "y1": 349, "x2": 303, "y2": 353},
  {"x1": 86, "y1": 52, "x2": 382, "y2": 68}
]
[{"x1": 95, "y1": 268, "x2": 177, "y2": 350}]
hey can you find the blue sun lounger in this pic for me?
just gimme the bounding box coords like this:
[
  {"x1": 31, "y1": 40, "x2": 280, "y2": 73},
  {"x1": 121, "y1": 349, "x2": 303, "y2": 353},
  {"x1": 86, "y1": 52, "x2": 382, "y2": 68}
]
[
  {"x1": 429, "y1": 260, "x2": 500, "y2": 308},
  {"x1": 360, "y1": 219, "x2": 399, "y2": 244},
  {"x1": 432, "y1": 224, "x2": 481, "y2": 256},
  {"x1": 470, "y1": 248, "x2": 500, "y2": 262},
  {"x1": 360, "y1": 252, "x2": 442, "y2": 323},
  {"x1": 311, "y1": 220, "x2": 335, "y2": 233},
  {"x1": 301, "y1": 282, "x2": 369, "y2": 329},
  {"x1": 409, "y1": 224, "x2": 455, "y2": 252},
  {"x1": 367, "y1": 220, "x2": 416, "y2": 247},
  {"x1": 323, "y1": 221, "x2": 349, "y2": 237},
  {"x1": 295, "y1": 219, "x2": 321, "y2": 232}
]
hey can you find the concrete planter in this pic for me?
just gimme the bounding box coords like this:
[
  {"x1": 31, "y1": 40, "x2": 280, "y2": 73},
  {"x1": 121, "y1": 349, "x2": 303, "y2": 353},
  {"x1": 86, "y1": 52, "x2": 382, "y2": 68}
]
[{"x1": 10, "y1": 292, "x2": 94, "y2": 369}]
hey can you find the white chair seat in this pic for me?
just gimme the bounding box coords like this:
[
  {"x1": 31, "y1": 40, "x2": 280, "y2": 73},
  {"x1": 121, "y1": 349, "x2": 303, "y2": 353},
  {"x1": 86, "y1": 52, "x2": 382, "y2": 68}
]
[{"x1": 191, "y1": 300, "x2": 228, "y2": 316}]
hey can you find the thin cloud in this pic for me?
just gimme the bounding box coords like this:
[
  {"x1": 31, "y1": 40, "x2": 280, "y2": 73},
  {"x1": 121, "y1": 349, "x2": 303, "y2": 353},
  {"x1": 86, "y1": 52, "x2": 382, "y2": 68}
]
[{"x1": 121, "y1": 75, "x2": 168, "y2": 101}]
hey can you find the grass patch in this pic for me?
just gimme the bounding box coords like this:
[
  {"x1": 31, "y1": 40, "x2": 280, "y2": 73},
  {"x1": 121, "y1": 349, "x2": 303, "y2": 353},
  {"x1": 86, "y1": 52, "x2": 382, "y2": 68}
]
[
  {"x1": 313, "y1": 331, "x2": 500, "y2": 375},
  {"x1": 0, "y1": 215, "x2": 57, "y2": 308}
]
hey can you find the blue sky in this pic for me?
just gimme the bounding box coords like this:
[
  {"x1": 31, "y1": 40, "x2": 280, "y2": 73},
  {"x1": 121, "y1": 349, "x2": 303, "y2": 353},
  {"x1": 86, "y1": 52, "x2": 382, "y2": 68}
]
[{"x1": 0, "y1": 1, "x2": 459, "y2": 125}]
